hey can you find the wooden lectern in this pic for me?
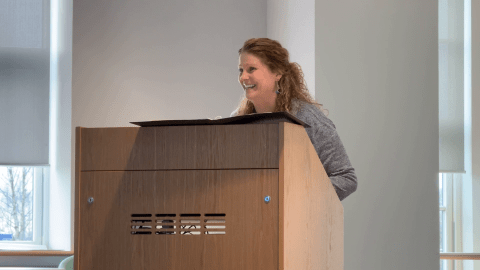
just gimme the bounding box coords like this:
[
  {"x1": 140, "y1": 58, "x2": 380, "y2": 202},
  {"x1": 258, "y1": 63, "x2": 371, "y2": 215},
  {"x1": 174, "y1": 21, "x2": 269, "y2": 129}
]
[{"x1": 74, "y1": 119, "x2": 343, "y2": 270}]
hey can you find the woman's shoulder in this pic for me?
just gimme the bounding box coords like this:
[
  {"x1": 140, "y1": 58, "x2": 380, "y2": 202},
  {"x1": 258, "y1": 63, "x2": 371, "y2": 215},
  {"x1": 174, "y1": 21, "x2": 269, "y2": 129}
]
[{"x1": 291, "y1": 98, "x2": 336, "y2": 132}]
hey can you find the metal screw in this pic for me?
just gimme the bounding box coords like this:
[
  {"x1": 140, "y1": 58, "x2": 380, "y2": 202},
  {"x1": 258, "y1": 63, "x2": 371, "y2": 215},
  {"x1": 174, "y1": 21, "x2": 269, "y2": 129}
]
[
  {"x1": 88, "y1": 197, "x2": 94, "y2": 204},
  {"x1": 264, "y1": 196, "x2": 271, "y2": 203}
]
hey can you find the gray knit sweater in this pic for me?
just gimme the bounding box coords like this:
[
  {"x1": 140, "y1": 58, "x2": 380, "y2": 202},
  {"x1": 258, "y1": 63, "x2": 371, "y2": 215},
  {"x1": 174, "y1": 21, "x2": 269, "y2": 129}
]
[{"x1": 230, "y1": 99, "x2": 357, "y2": 201}]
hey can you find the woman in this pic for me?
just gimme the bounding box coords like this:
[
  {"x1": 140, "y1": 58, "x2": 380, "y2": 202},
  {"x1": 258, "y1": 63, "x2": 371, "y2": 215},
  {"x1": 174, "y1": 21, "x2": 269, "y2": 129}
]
[{"x1": 231, "y1": 38, "x2": 357, "y2": 201}]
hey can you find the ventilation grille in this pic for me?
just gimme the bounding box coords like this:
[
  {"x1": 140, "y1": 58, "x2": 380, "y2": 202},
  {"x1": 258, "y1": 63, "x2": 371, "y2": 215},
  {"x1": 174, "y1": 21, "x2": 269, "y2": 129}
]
[{"x1": 131, "y1": 213, "x2": 226, "y2": 236}]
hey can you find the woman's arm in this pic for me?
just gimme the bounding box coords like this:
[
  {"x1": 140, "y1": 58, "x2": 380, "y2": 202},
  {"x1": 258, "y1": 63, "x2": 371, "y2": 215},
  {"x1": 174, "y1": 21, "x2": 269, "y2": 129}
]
[
  {"x1": 314, "y1": 132, "x2": 357, "y2": 201},
  {"x1": 295, "y1": 102, "x2": 358, "y2": 201}
]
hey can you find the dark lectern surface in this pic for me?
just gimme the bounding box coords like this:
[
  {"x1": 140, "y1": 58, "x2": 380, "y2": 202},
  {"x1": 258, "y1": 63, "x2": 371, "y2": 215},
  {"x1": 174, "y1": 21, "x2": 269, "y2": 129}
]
[{"x1": 130, "y1": 111, "x2": 310, "y2": 128}]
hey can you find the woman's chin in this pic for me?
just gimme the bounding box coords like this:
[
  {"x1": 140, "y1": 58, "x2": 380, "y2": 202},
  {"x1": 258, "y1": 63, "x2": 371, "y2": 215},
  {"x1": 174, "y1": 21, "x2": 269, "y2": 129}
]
[{"x1": 245, "y1": 91, "x2": 256, "y2": 100}]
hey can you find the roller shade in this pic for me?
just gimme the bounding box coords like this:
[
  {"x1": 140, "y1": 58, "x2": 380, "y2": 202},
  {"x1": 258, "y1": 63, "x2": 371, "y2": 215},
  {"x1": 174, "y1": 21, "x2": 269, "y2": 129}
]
[
  {"x1": 438, "y1": 0, "x2": 465, "y2": 173},
  {"x1": 0, "y1": 0, "x2": 50, "y2": 165}
]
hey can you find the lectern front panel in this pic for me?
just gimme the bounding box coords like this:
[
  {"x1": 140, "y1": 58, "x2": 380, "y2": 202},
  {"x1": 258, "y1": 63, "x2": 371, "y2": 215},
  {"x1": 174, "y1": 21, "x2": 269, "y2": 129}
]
[
  {"x1": 80, "y1": 125, "x2": 279, "y2": 171},
  {"x1": 78, "y1": 169, "x2": 279, "y2": 270}
]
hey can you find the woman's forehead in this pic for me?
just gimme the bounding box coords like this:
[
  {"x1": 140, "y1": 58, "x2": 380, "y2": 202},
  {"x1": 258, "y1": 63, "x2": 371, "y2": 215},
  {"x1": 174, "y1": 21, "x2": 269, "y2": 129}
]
[{"x1": 238, "y1": 53, "x2": 263, "y2": 67}]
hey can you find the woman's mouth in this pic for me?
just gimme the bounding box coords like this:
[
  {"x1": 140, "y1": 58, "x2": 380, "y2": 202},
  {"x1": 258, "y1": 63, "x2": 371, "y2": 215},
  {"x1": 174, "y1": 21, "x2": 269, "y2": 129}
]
[{"x1": 244, "y1": 84, "x2": 256, "y2": 90}]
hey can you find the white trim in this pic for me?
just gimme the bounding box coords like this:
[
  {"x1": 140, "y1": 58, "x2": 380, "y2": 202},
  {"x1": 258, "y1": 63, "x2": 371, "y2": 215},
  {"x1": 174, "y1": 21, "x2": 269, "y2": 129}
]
[
  {"x1": 32, "y1": 168, "x2": 43, "y2": 246},
  {"x1": 0, "y1": 243, "x2": 47, "y2": 251}
]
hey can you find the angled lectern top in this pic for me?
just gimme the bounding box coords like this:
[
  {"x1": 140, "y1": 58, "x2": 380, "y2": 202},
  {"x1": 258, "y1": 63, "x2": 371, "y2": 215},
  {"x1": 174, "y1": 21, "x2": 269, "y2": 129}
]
[{"x1": 74, "y1": 112, "x2": 343, "y2": 270}]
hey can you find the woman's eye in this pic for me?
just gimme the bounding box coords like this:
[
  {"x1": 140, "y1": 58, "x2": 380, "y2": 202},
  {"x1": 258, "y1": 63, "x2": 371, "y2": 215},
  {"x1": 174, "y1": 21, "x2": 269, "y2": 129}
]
[{"x1": 239, "y1": 67, "x2": 255, "y2": 73}]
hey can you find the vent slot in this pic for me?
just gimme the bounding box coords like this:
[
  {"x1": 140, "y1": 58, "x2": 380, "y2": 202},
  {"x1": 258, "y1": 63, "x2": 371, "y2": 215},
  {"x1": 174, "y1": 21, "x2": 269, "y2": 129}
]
[
  {"x1": 155, "y1": 214, "x2": 177, "y2": 235},
  {"x1": 205, "y1": 231, "x2": 225, "y2": 235},
  {"x1": 205, "y1": 213, "x2": 226, "y2": 217},
  {"x1": 131, "y1": 213, "x2": 225, "y2": 236},
  {"x1": 157, "y1": 219, "x2": 176, "y2": 223},
  {"x1": 131, "y1": 214, "x2": 153, "y2": 234},
  {"x1": 205, "y1": 225, "x2": 225, "y2": 229},
  {"x1": 156, "y1": 214, "x2": 176, "y2": 217},
  {"x1": 131, "y1": 219, "x2": 151, "y2": 223},
  {"x1": 156, "y1": 225, "x2": 176, "y2": 229},
  {"x1": 180, "y1": 217, "x2": 200, "y2": 235},
  {"x1": 180, "y1": 219, "x2": 200, "y2": 223},
  {"x1": 180, "y1": 214, "x2": 201, "y2": 217},
  {"x1": 131, "y1": 225, "x2": 152, "y2": 229},
  {"x1": 131, "y1": 214, "x2": 152, "y2": 217},
  {"x1": 156, "y1": 231, "x2": 176, "y2": 235},
  {"x1": 204, "y1": 219, "x2": 225, "y2": 223},
  {"x1": 181, "y1": 231, "x2": 201, "y2": 235},
  {"x1": 131, "y1": 231, "x2": 152, "y2": 235},
  {"x1": 204, "y1": 214, "x2": 226, "y2": 235}
]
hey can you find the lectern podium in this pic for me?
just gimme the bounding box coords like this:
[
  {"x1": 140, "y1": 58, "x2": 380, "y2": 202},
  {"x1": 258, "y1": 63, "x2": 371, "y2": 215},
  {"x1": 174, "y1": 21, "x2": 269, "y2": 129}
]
[{"x1": 74, "y1": 119, "x2": 343, "y2": 270}]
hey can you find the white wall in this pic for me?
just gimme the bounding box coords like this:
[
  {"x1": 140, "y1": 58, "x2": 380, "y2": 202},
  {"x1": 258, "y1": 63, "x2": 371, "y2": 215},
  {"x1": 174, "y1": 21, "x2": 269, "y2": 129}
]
[
  {"x1": 316, "y1": 1, "x2": 439, "y2": 269},
  {"x1": 267, "y1": 0, "x2": 315, "y2": 98},
  {"x1": 72, "y1": 0, "x2": 267, "y2": 128}
]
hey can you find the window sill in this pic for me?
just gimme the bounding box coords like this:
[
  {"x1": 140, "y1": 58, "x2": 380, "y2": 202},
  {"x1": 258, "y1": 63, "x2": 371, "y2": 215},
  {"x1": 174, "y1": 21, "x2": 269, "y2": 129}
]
[
  {"x1": 0, "y1": 250, "x2": 73, "y2": 256},
  {"x1": 440, "y1": 253, "x2": 480, "y2": 260},
  {"x1": 0, "y1": 268, "x2": 60, "y2": 270}
]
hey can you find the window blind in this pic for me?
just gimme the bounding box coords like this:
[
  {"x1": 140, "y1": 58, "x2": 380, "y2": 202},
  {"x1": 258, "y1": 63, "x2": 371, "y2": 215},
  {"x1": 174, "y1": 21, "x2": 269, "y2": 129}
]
[
  {"x1": 439, "y1": 0, "x2": 465, "y2": 173},
  {"x1": 0, "y1": 0, "x2": 50, "y2": 165}
]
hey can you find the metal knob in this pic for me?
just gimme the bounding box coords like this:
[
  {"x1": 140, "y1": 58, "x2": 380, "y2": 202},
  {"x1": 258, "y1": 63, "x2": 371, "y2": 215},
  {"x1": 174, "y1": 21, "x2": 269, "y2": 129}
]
[{"x1": 264, "y1": 196, "x2": 271, "y2": 204}]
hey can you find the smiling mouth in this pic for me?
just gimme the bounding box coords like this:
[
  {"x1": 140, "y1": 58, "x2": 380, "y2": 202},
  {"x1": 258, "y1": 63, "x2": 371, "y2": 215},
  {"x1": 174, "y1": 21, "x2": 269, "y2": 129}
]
[{"x1": 243, "y1": 84, "x2": 256, "y2": 90}]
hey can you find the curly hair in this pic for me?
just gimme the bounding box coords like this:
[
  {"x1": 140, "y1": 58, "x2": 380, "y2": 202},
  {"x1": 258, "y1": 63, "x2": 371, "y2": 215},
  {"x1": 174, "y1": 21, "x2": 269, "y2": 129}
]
[{"x1": 234, "y1": 38, "x2": 328, "y2": 116}]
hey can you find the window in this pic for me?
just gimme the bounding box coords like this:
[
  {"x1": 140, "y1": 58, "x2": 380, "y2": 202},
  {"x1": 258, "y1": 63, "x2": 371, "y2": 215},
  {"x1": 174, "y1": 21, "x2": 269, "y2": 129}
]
[
  {"x1": 438, "y1": 0, "x2": 478, "y2": 268},
  {"x1": 439, "y1": 172, "x2": 465, "y2": 270},
  {"x1": 0, "y1": 166, "x2": 46, "y2": 250},
  {"x1": 0, "y1": 0, "x2": 51, "y2": 251}
]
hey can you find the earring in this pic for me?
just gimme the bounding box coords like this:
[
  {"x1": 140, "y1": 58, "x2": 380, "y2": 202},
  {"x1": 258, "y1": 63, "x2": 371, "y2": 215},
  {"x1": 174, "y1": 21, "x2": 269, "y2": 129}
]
[{"x1": 275, "y1": 81, "x2": 281, "y2": 94}]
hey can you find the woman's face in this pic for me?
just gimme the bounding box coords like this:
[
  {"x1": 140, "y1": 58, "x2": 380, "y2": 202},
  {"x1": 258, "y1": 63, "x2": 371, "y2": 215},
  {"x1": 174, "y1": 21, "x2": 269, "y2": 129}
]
[{"x1": 238, "y1": 53, "x2": 281, "y2": 104}]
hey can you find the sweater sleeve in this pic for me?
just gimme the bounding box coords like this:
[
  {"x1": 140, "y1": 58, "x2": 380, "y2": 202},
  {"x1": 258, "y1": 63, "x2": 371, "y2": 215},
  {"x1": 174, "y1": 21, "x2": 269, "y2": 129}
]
[{"x1": 295, "y1": 103, "x2": 357, "y2": 201}]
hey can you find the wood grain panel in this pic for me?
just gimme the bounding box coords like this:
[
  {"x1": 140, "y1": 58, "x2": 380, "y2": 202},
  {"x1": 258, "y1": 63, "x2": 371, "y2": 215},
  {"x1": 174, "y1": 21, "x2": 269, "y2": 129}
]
[
  {"x1": 77, "y1": 170, "x2": 278, "y2": 270},
  {"x1": 154, "y1": 124, "x2": 279, "y2": 170},
  {"x1": 77, "y1": 124, "x2": 279, "y2": 171},
  {"x1": 80, "y1": 127, "x2": 155, "y2": 171},
  {"x1": 279, "y1": 122, "x2": 344, "y2": 270},
  {"x1": 78, "y1": 171, "x2": 134, "y2": 270}
]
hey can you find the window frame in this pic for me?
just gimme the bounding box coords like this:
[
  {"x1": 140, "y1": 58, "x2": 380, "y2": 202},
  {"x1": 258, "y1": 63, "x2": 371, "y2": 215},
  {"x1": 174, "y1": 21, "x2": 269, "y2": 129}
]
[{"x1": 0, "y1": 166, "x2": 47, "y2": 250}]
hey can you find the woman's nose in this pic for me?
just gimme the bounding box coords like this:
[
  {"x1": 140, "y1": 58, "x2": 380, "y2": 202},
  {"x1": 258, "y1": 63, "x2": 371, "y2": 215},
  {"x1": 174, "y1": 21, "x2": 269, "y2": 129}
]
[{"x1": 239, "y1": 72, "x2": 248, "y2": 82}]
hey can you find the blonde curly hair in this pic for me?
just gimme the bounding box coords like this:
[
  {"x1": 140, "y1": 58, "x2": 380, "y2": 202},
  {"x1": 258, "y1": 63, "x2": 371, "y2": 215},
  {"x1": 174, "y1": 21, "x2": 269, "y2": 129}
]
[{"x1": 234, "y1": 38, "x2": 328, "y2": 116}]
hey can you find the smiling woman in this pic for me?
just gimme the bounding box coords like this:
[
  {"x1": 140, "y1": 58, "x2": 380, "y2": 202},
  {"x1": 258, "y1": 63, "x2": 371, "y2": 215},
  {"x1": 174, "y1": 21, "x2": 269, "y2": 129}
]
[
  {"x1": 231, "y1": 38, "x2": 358, "y2": 201},
  {"x1": 238, "y1": 52, "x2": 281, "y2": 113},
  {"x1": 233, "y1": 38, "x2": 326, "y2": 116}
]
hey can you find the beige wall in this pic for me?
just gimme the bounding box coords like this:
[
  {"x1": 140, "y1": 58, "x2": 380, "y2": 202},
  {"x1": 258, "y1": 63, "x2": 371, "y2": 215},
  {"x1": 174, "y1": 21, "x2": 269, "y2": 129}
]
[
  {"x1": 267, "y1": 0, "x2": 315, "y2": 98},
  {"x1": 316, "y1": 1, "x2": 439, "y2": 269}
]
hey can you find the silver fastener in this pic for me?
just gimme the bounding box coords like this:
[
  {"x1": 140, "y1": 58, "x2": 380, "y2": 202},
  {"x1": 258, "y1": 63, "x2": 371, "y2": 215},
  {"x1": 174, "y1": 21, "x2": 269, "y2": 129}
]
[
  {"x1": 88, "y1": 197, "x2": 94, "y2": 204},
  {"x1": 264, "y1": 196, "x2": 271, "y2": 203}
]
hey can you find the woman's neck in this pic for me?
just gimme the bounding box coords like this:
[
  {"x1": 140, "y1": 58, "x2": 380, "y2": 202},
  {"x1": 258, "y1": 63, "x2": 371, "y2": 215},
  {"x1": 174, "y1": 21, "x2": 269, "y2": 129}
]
[{"x1": 252, "y1": 98, "x2": 276, "y2": 113}]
